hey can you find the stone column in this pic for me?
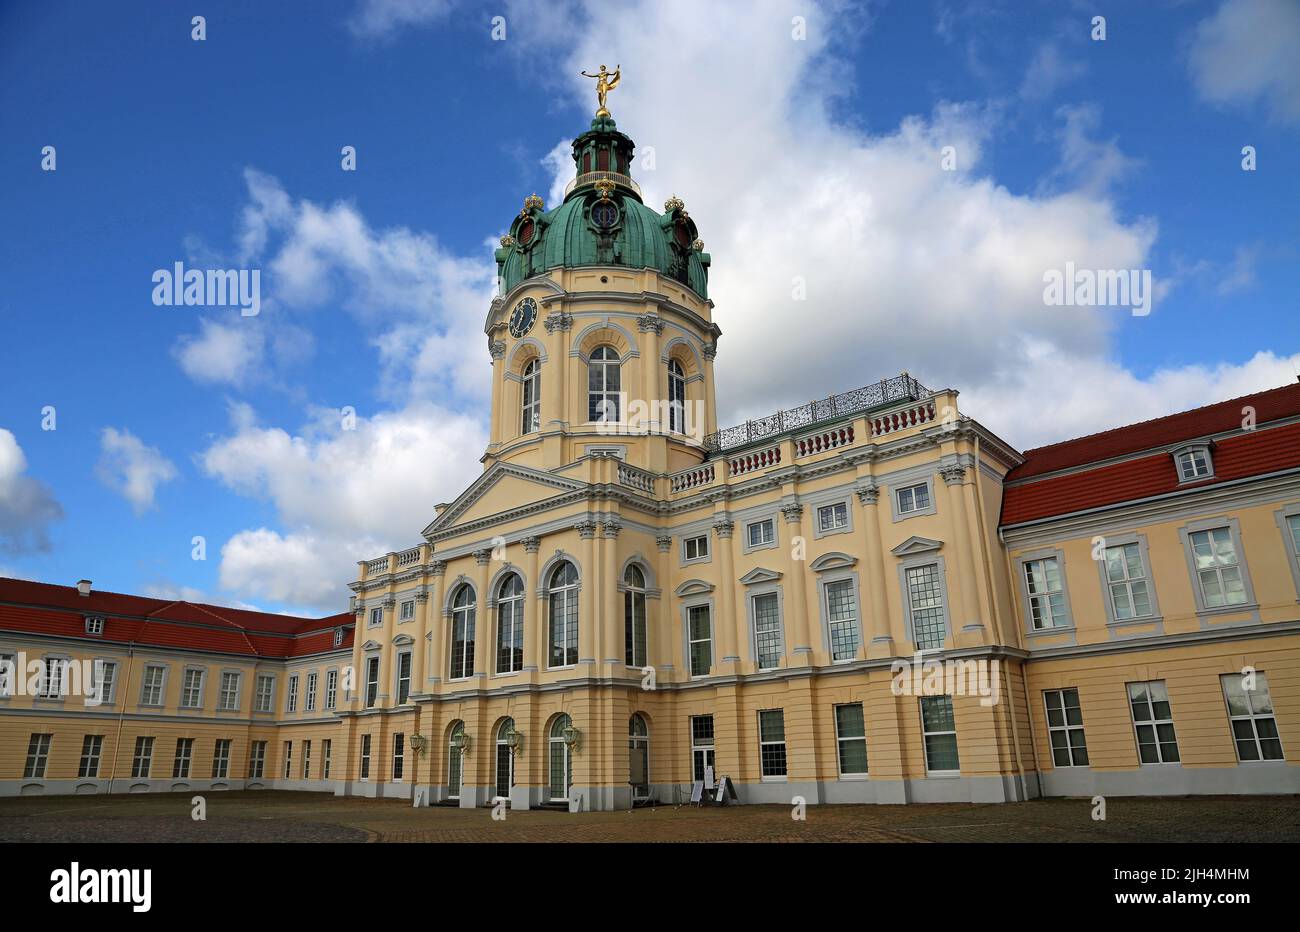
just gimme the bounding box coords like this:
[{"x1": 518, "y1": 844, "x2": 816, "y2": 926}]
[
  {"x1": 855, "y1": 480, "x2": 895, "y2": 658},
  {"x1": 637, "y1": 314, "x2": 664, "y2": 435},
  {"x1": 940, "y1": 462, "x2": 983, "y2": 647},
  {"x1": 602, "y1": 516, "x2": 623, "y2": 667},
  {"x1": 427, "y1": 561, "x2": 446, "y2": 687},
  {"x1": 713, "y1": 515, "x2": 738, "y2": 672},
  {"x1": 655, "y1": 533, "x2": 674, "y2": 678},
  {"x1": 781, "y1": 501, "x2": 815, "y2": 665},
  {"x1": 488, "y1": 339, "x2": 506, "y2": 447},
  {"x1": 577, "y1": 520, "x2": 599, "y2": 665},
  {"x1": 522, "y1": 536, "x2": 541, "y2": 673},
  {"x1": 543, "y1": 311, "x2": 572, "y2": 431},
  {"x1": 472, "y1": 549, "x2": 492, "y2": 678}
]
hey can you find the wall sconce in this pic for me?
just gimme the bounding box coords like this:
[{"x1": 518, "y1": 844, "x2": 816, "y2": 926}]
[
  {"x1": 409, "y1": 734, "x2": 427, "y2": 755},
  {"x1": 450, "y1": 732, "x2": 471, "y2": 754},
  {"x1": 561, "y1": 724, "x2": 581, "y2": 752},
  {"x1": 504, "y1": 724, "x2": 523, "y2": 753}
]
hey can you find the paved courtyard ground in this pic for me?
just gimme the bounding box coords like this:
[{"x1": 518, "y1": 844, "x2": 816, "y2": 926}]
[{"x1": 1, "y1": 791, "x2": 1296, "y2": 843}]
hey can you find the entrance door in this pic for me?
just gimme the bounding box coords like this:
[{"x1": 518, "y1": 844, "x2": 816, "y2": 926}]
[
  {"x1": 549, "y1": 714, "x2": 572, "y2": 801},
  {"x1": 629, "y1": 714, "x2": 650, "y2": 800},
  {"x1": 495, "y1": 718, "x2": 515, "y2": 800}
]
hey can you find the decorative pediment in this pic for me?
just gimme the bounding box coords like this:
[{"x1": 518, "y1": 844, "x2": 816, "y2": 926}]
[
  {"x1": 674, "y1": 579, "x2": 716, "y2": 598},
  {"x1": 361, "y1": 640, "x2": 382, "y2": 652},
  {"x1": 421, "y1": 461, "x2": 588, "y2": 537},
  {"x1": 392, "y1": 634, "x2": 414, "y2": 647},
  {"x1": 809, "y1": 551, "x2": 858, "y2": 573},
  {"x1": 738, "y1": 567, "x2": 783, "y2": 586},
  {"x1": 891, "y1": 536, "x2": 943, "y2": 556}
]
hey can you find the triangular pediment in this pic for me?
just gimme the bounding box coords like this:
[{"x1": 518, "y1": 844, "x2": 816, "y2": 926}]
[
  {"x1": 738, "y1": 567, "x2": 783, "y2": 586},
  {"x1": 423, "y1": 462, "x2": 588, "y2": 537},
  {"x1": 891, "y1": 536, "x2": 943, "y2": 556}
]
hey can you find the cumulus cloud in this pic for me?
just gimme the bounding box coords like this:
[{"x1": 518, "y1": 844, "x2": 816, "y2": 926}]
[
  {"x1": 348, "y1": 0, "x2": 456, "y2": 38},
  {"x1": 1020, "y1": 42, "x2": 1086, "y2": 101},
  {"x1": 0, "y1": 429, "x2": 62, "y2": 554},
  {"x1": 1189, "y1": 0, "x2": 1300, "y2": 124},
  {"x1": 95, "y1": 428, "x2": 179, "y2": 515},
  {"x1": 173, "y1": 318, "x2": 266, "y2": 386}
]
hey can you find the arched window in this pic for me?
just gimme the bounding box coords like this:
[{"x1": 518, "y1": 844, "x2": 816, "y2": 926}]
[
  {"x1": 449, "y1": 585, "x2": 475, "y2": 680},
  {"x1": 624, "y1": 564, "x2": 647, "y2": 668},
  {"x1": 447, "y1": 721, "x2": 465, "y2": 799},
  {"x1": 495, "y1": 717, "x2": 515, "y2": 801},
  {"x1": 549, "y1": 713, "x2": 573, "y2": 802},
  {"x1": 629, "y1": 714, "x2": 650, "y2": 800},
  {"x1": 496, "y1": 574, "x2": 524, "y2": 674},
  {"x1": 668, "y1": 359, "x2": 686, "y2": 433},
  {"x1": 548, "y1": 562, "x2": 579, "y2": 668},
  {"x1": 588, "y1": 346, "x2": 621, "y2": 422},
  {"x1": 521, "y1": 359, "x2": 541, "y2": 434}
]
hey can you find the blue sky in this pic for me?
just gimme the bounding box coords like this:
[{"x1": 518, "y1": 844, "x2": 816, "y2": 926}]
[{"x1": 1, "y1": 0, "x2": 1296, "y2": 613}]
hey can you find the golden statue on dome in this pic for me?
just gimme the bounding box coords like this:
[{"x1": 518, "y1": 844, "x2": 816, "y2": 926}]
[{"x1": 581, "y1": 64, "x2": 621, "y2": 118}]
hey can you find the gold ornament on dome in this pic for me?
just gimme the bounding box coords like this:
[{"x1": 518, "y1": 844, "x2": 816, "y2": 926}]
[
  {"x1": 523, "y1": 193, "x2": 544, "y2": 212},
  {"x1": 593, "y1": 179, "x2": 615, "y2": 198},
  {"x1": 580, "y1": 64, "x2": 621, "y2": 118},
  {"x1": 500, "y1": 234, "x2": 516, "y2": 248},
  {"x1": 692, "y1": 239, "x2": 704, "y2": 252},
  {"x1": 664, "y1": 194, "x2": 684, "y2": 212}
]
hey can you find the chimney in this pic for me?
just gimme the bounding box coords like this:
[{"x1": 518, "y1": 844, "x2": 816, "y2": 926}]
[{"x1": 76, "y1": 579, "x2": 92, "y2": 597}]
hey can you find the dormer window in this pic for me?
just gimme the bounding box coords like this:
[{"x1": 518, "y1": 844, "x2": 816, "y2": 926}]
[
  {"x1": 333, "y1": 629, "x2": 344, "y2": 648},
  {"x1": 84, "y1": 616, "x2": 104, "y2": 636},
  {"x1": 1174, "y1": 445, "x2": 1213, "y2": 483}
]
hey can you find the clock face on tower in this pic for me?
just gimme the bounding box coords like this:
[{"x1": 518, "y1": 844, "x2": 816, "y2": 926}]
[{"x1": 509, "y1": 297, "x2": 537, "y2": 338}]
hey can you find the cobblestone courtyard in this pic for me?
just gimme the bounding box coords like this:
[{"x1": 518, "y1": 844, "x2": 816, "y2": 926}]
[{"x1": 1, "y1": 792, "x2": 1297, "y2": 842}]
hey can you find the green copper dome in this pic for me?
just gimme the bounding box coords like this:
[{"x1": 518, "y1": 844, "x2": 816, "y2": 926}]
[{"x1": 495, "y1": 116, "x2": 710, "y2": 299}]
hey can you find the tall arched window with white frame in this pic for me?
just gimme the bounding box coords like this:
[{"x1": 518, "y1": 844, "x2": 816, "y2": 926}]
[
  {"x1": 548, "y1": 562, "x2": 579, "y2": 668},
  {"x1": 548, "y1": 713, "x2": 573, "y2": 801},
  {"x1": 520, "y1": 358, "x2": 541, "y2": 434},
  {"x1": 449, "y1": 585, "x2": 475, "y2": 680},
  {"x1": 667, "y1": 358, "x2": 685, "y2": 433},
  {"x1": 588, "y1": 346, "x2": 621, "y2": 422},
  {"x1": 496, "y1": 574, "x2": 525, "y2": 674},
  {"x1": 624, "y1": 564, "x2": 647, "y2": 668}
]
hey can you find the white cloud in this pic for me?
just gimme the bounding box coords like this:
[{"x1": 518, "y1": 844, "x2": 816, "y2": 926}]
[
  {"x1": 139, "y1": 582, "x2": 262, "y2": 612},
  {"x1": 1189, "y1": 0, "x2": 1300, "y2": 124},
  {"x1": 1041, "y1": 104, "x2": 1143, "y2": 196},
  {"x1": 95, "y1": 428, "x2": 179, "y2": 516},
  {"x1": 1020, "y1": 43, "x2": 1086, "y2": 101},
  {"x1": 347, "y1": 0, "x2": 455, "y2": 38},
  {"x1": 173, "y1": 318, "x2": 266, "y2": 386},
  {"x1": 0, "y1": 430, "x2": 62, "y2": 553},
  {"x1": 218, "y1": 528, "x2": 372, "y2": 614}
]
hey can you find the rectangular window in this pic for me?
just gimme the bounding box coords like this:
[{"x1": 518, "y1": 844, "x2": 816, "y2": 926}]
[
  {"x1": 360, "y1": 734, "x2": 372, "y2": 781},
  {"x1": 302, "y1": 739, "x2": 312, "y2": 779},
  {"x1": 283, "y1": 741, "x2": 293, "y2": 779},
  {"x1": 212, "y1": 739, "x2": 231, "y2": 779},
  {"x1": 396, "y1": 652, "x2": 412, "y2": 704},
  {"x1": 140, "y1": 665, "x2": 166, "y2": 706},
  {"x1": 323, "y1": 739, "x2": 332, "y2": 779},
  {"x1": 23, "y1": 733, "x2": 52, "y2": 778},
  {"x1": 85, "y1": 615, "x2": 104, "y2": 635},
  {"x1": 369, "y1": 607, "x2": 383, "y2": 627},
  {"x1": 180, "y1": 669, "x2": 204, "y2": 709},
  {"x1": 687, "y1": 605, "x2": 712, "y2": 677},
  {"x1": 1188, "y1": 527, "x2": 1248, "y2": 607},
  {"x1": 690, "y1": 715, "x2": 715, "y2": 783},
  {"x1": 248, "y1": 741, "x2": 266, "y2": 779},
  {"x1": 834, "y1": 703, "x2": 868, "y2": 775},
  {"x1": 817, "y1": 501, "x2": 849, "y2": 532},
  {"x1": 920, "y1": 696, "x2": 960, "y2": 773},
  {"x1": 79, "y1": 735, "x2": 104, "y2": 778},
  {"x1": 93, "y1": 660, "x2": 117, "y2": 704},
  {"x1": 683, "y1": 534, "x2": 709, "y2": 561},
  {"x1": 1177, "y1": 448, "x2": 1211, "y2": 481},
  {"x1": 0, "y1": 652, "x2": 14, "y2": 697},
  {"x1": 365, "y1": 657, "x2": 380, "y2": 708},
  {"x1": 1043, "y1": 688, "x2": 1089, "y2": 767},
  {"x1": 1104, "y1": 543, "x2": 1153, "y2": 620},
  {"x1": 905, "y1": 564, "x2": 946, "y2": 650},
  {"x1": 752, "y1": 592, "x2": 782, "y2": 671},
  {"x1": 1288, "y1": 513, "x2": 1300, "y2": 555},
  {"x1": 172, "y1": 737, "x2": 194, "y2": 778},
  {"x1": 254, "y1": 674, "x2": 275, "y2": 713},
  {"x1": 1128, "y1": 681, "x2": 1180, "y2": 763},
  {"x1": 325, "y1": 670, "x2": 338, "y2": 710},
  {"x1": 218, "y1": 671, "x2": 240, "y2": 711},
  {"x1": 131, "y1": 736, "x2": 154, "y2": 778},
  {"x1": 895, "y1": 483, "x2": 931, "y2": 515},
  {"x1": 757, "y1": 709, "x2": 787, "y2": 779},
  {"x1": 824, "y1": 578, "x2": 859, "y2": 660},
  {"x1": 1023, "y1": 557, "x2": 1069, "y2": 629},
  {"x1": 39, "y1": 657, "x2": 65, "y2": 698},
  {"x1": 400, "y1": 600, "x2": 415, "y2": 621},
  {"x1": 747, "y1": 519, "x2": 775, "y2": 548},
  {"x1": 392, "y1": 732, "x2": 405, "y2": 781},
  {"x1": 1222, "y1": 673, "x2": 1284, "y2": 761},
  {"x1": 305, "y1": 672, "x2": 317, "y2": 712},
  {"x1": 286, "y1": 674, "x2": 299, "y2": 713}
]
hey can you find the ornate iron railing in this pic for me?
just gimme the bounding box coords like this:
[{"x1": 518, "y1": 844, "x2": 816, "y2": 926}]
[
  {"x1": 703, "y1": 373, "x2": 931, "y2": 453},
  {"x1": 563, "y1": 171, "x2": 642, "y2": 198}
]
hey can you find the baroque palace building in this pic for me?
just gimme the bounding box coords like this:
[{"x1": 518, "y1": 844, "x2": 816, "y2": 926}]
[{"x1": 3, "y1": 105, "x2": 1300, "y2": 808}]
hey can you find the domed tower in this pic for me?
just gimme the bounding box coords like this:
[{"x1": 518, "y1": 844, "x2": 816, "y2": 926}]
[{"x1": 483, "y1": 106, "x2": 720, "y2": 476}]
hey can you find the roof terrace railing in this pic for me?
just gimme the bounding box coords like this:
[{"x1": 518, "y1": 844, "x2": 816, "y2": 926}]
[{"x1": 563, "y1": 171, "x2": 642, "y2": 198}]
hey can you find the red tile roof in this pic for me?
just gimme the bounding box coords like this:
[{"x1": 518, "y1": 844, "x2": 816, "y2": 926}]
[
  {"x1": 0, "y1": 577, "x2": 353, "y2": 659},
  {"x1": 1002, "y1": 382, "x2": 1300, "y2": 526}
]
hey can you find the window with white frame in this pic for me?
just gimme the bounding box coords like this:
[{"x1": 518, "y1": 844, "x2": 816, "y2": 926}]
[
  {"x1": 325, "y1": 669, "x2": 338, "y2": 710},
  {"x1": 79, "y1": 735, "x2": 104, "y2": 778},
  {"x1": 687, "y1": 604, "x2": 712, "y2": 676},
  {"x1": 834, "y1": 703, "x2": 868, "y2": 776},
  {"x1": 23, "y1": 733, "x2": 52, "y2": 778},
  {"x1": 747, "y1": 518, "x2": 775, "y2": 549},
  {"x1": 682, "y1": 534, "x2": 709, "y2": 562},
  {"x1": 817, "y1": 501, "x2": 849, "y2": 533},
  {"x1": 824, "y1": 578, "x2": 859, "y2": 661},
  {"x1": 497, "y1": 574, "x2": 525, "y2": 674},
  {"x1": 757, "y1": 709, "x2": 787, "y2": 779},
  {"x1": 172, "y1": 737, "x2": 194, "y2": 778},
  {"x1": 1176, "y1": 447, "x2": 1212, "y2": 481},
  {"x1": 302, "y1": 739, "x2": 312, "y2": 779},
  {"x1": 1103, "y1": 543, "x2": 1153, "y2": 620},
  {"x1": 332, "y1": 629, "x2": 343, "y2": 648},
  {"x1": 283, "y1": 741, "x2": 293, "y2": 778},
  {"x1": 895, "y1": 483, "x2": 931, "y2": 515},
  {"x1": 305, "y1": 671, "x2": 317, "y2": 712},
  {"x1": 752, "y1": 591, "x2": 782, "y2": 670},
  {"x1": 400, "y1": 600, "x2": 415, "y2": 622},
  {"x1": 38, "y1": 656, "x2": 66, "y2": 698},
  {"x1": 1188, "y1": 526, "x2": 1248, "y2": 608},
  {"x1": 322, "y1": 739, "x2": 332, "y2": 779},
  {"x1": 667, "y1": 359, "x2": 686, "y2": 433},
  {"x1": 84, "y1": 616, "x2": 104, "y2": 635},
  {"x1": 248, "y1": 741, "x2": 266, "y2": 779},
  {"x1": 392, "y1": 733, "x2": 405, "y2": 781},
  {"x1": 547, "y1": 563, "x2": 579, "y2": 669},
  {"x1": 1043, "y1": 688, "x2": 1089, "y2": 767},
  {"x1": 140, "y1": 665, "x2": 165, "y2": 706},
  {"x1": 1221, "y1": 673, "x2": 1284, "y2": 761},
  {"x1": 131, "y1": 736, "x2": 154, "y2": 778},
  {"x1": 624, "y1": 565, "x2": 647, "y2": 669},
  {"x1": 588, "y1": 345, "x2": 621, "y2": 422},
  {"x1": 218, "y1": 671, "x2": 240, "y2": 711},
  {"x1": 180, "y1": 669, "x2": 203, "y2": 709},
  {"x1": 920, "y1": 695, "x2": 960, "y2": 773},
  {"x1": 1288, "y1": 513, "x2": 1300, "y2": 559},
  {"x1": 359, "y1": 734, "x2": 372, "y2": 781},
  {"x1": 0, "y1": 652, "x2": 14, "y2": 697},
  {"x1": 450, "y1": 584, "x2": 476, "y2": 679},
  {"x1": 254, "y1": 674, "x2": 275, "y2": 713},
  {"x1": 690, "y1": 715, "x2": 715, "y2": 783},
  {"x1": 212, "y1": 739, "x2": 231, "y2": 779},
  {"x1": 396, "y1": 652, "x2": 412, "y2": 704},
  {"x1": 1127, "y1": 681, "x2": 1180, "y2": 763},
  {"x1": 286, "y1": 674, "x2": 299, "y2": 713},
  {"x1": 1023, "y1": 557, "x2": 1069, "y2": 629},
  {"x1": 521, "y1": 358, "x2": 541, "y2": 433},
  {"x1": 905, "y1": 563, "x2": 947, "y2": 650},
  {"x1": 365, "y1": 656, "x2": 380, "y2": 708},
  {"x1": 368, "y1": 606, "x2": 383, "y2": 627}
]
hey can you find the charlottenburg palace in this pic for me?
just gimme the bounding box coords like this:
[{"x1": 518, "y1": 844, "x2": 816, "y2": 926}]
[{"x1": 3, "y1": 109, "x2": 1299, "y2": 809}]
